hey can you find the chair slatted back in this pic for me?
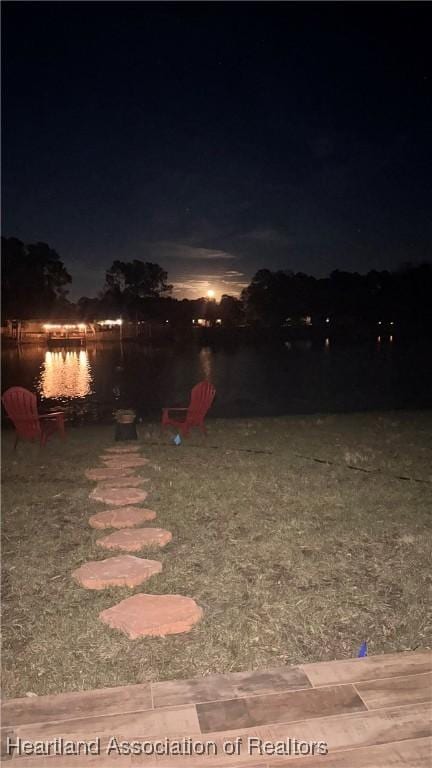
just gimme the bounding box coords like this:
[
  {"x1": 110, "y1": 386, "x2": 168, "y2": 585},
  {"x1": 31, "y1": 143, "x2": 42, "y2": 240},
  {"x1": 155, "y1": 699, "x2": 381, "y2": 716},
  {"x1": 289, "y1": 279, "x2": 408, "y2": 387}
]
[
  {"x1": 2, "y1": 387, "x2": 41, "y2": 441},
  {"x1": 188, "y1": 381, "x2": 216, "y2": 422}
]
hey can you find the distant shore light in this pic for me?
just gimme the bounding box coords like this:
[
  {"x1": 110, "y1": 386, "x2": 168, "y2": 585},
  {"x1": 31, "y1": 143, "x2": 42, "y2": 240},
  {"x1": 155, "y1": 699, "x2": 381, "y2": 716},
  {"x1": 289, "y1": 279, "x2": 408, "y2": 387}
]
[
  {"x1": 43, "y1": 323, "x2": 86, "y2": 331},
  {"x1": 97, "y1": 318, "x2": 123, "y2": 326}
]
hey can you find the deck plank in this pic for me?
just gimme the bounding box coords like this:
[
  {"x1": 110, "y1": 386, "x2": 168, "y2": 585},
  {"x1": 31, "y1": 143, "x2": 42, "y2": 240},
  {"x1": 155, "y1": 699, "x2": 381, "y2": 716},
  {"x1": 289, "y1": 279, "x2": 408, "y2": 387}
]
[
  {"x1": 152, "y1": 667, "x2": 310, "y2": 709},
  {"x1": 355, "y1": 672, "x2": 432, "y2": 710},
  {"x1": 13, "y1": 739, "x2": 430, "y2": 768},
  {"x1": 302, "y1": 651, "x2": 432, "y2": 688},
  {"x1": 127, "y1": 702, "x2": 432, "y2": 766},
  {"x1": 197, "y1": 684, "x2": 365, "y2": 733},
  {"x1": 11, "y1": 704, "x2": 200, "y2": 742},
  {"x1": 3, "y1": 653, "x2": 430, "y2": 768},
  {"x1": 272, "y1": 736, "x2": 432, "y2": 767},
  {"x1": 9, "y1": 754, "x2": 130, "y2": 768},
  {"x1": 1, "y1": 683, "x2": 152, "y2": 727}
]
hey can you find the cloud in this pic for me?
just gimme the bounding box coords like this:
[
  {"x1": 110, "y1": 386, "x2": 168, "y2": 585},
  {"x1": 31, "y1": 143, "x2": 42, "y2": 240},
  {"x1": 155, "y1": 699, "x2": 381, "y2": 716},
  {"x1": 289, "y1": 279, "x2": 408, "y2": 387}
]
[
  {"x1": 68, "y1": 237, "x2": 247, "y2": 299},
  {"x1": 145, "y1": 241, "x2": 237, "y2": 262},
  {"x1": 133, "y1": 240, "x2": 243, "y2": 298},
  {"x1": 181, "y1": 247, "x2": 236, "y2": 261},
  {"x1": 171, "y1": 279, "x2": 217, "y2": 298},
  {"x1": 170, "y1": 271, "x2": 248, "y2": 299}
]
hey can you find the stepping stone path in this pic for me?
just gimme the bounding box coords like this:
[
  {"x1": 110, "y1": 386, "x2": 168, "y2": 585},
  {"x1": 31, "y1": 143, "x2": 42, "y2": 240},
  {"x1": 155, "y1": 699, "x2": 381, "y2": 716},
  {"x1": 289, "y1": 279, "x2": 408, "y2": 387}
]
[
  {"x1": 89, "y1": 507, "x2": 157, "y2": 529},
  {"x1": 72, "y1": 555, "x2": 162, "y2": 589},
  {"x1": 105, "y1": 444, "x2": 141, "y2": 453},
  {"x1": 75, "y1": 444, "x2": 202, "y2": 637},
  {"x1": 89, "y1": 487, "x2": 148, "y2": 506},
  {"x1": 96, "y1": 527, "x2": 172, "y2": 552},
  {"x1": 102, "y1": 456, "x2": 150, "y2": 469},
  {"x1": 99, "y1": 594, "x2": 203, "y2": 638},
  {"x1": 94, "y1": 476, "x2": 149, "y2": 489},
  {"x1": 85, "y1": 467, "x2": 136, "y2": 481}
]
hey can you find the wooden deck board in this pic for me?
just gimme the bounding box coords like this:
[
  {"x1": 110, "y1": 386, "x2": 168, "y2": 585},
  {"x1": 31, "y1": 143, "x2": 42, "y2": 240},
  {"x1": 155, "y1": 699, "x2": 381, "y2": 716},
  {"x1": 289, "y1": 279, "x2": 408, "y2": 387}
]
[
  {"x1": 152, "y1": 666, "x2": 311, "y2": 709},
  {"x1": 355, "y1": 672, "x2": 432, "y2": 710},
  {"x1": 301, "y1": 650, "x2": 431, "y2": 688},
  {"x1": 272, "y1": 737, "x2": 432, "y2": 767},
  {"x1": 1, "y1": 683, "x2": 152, "y2": 728},
  {"x1": 126, "y1": 703, "x2": 432, "y2": 766},
  {"x1": 12, "y1": 704, "x2": 201, "y2": 742},
  {"x1": 2, "y1": 651, "x2": 431, "y2": 767},
  {"x1": 197, "y1": 684, "x2": 366, "y2": 733}
]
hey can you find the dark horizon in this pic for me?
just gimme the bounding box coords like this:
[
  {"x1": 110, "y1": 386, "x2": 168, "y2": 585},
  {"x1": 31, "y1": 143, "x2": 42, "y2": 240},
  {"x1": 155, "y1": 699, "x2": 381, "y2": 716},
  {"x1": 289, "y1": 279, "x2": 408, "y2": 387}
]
[{"x1": 2, "y1": 2, "x2": 432, "y2": 300}]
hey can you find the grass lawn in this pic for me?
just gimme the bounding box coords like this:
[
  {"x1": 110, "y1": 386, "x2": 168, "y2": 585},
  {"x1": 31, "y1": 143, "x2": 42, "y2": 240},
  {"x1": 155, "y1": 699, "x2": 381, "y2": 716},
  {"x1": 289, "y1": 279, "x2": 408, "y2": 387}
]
[{"x1": 2, "y1": 412, "x2": 432, "y2": 698}]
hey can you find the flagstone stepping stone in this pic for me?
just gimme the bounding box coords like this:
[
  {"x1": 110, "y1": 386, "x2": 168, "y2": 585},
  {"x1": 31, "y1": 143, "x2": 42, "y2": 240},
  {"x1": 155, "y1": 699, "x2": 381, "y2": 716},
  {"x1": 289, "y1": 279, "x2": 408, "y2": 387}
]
[
  {"x1": 103, "y1": 456, "x2": 150, "y2": 469},
  {"x1": 89, "y1": 487, "x2": 148, "y2": 506},
  {"x1": 105, "y1": 445, "x2": 141, "y2": 453},
  {"x1": 85, "y1": 467, "x2": 136, "y2": 481},
  {"x1": 89, "y1": 507, "x2": 157, "y2": 529},
  {"x1": 99, "y1": 594, "x2": 203, "y2": 638},
  {"x1": 96, "y1": 527, "x2": 172, "y2": 551},
  {"x1": 95, "y1": 476, "x2": 150, "y2": 489},
  {"x1": 72, "y1": 555, "x2": 162, "y2": 589}
]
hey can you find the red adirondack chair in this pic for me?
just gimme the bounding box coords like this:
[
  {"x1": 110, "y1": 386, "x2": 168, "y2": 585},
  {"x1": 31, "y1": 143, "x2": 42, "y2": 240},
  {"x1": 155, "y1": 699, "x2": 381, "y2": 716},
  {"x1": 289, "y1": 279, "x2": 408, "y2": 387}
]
[
  {"x1": 2, "y1": 387, "x2": 66, "y2": 449},
  {"x1": 162, "y1": 381, "x2": 216, "y2": 437}
]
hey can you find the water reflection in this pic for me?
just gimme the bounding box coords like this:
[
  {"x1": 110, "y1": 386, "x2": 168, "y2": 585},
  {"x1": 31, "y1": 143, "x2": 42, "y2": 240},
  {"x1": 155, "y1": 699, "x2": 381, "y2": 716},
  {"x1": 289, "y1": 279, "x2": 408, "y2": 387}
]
[
  {"x1": 1, "y1": 337, "x2": 429, "y2": 419},
  {"x1": 38, "y1": 350, "x2": 93, "y2": 399},
  {"x1": 199, "y1": 346, "x2": 213, "y2": 379}
]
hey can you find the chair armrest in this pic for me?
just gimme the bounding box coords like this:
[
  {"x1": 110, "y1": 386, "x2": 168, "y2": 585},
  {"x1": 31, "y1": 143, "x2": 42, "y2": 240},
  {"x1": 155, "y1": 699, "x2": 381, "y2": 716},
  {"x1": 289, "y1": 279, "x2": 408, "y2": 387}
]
[{"x1": 163, "y1": 407, "x2": 188, "y2": 413}]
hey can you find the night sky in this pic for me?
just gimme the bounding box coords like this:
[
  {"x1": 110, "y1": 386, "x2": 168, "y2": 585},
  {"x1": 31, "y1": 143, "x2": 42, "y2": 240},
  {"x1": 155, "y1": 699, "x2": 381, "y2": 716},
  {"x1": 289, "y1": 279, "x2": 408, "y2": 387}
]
[{"x1": 2, "y1": 2, "x2": 431, "y2": 300}]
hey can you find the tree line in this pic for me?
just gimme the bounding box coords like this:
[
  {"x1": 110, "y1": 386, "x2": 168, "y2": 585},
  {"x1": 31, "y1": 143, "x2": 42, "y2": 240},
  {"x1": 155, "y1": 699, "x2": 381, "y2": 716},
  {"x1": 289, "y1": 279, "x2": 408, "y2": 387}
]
[{"x1": 2, "y1": 236, "x2": 432, "y2": 332}]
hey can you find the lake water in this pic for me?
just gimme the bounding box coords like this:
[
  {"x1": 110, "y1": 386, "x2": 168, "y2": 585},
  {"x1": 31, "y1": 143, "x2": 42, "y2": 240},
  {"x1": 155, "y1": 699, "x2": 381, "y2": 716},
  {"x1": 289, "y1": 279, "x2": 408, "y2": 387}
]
[{"x1": 1, "y1": 337, "x2": 431, "y2": 423}]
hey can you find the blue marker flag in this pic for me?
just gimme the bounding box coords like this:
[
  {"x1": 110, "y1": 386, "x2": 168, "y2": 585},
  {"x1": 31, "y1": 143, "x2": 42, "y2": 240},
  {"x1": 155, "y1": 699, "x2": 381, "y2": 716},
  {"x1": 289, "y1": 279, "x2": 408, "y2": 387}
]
[
  {"x1": 358, "y1": 641, "x2": 368, "y2": 658},
  {"x1": 173, "y1": 434, "x2": 182, "y2": 446}
]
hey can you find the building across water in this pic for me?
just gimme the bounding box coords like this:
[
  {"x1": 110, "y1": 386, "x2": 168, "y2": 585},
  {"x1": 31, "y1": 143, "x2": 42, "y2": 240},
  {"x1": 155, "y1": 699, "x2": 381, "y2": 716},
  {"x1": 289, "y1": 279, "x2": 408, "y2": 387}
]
[{"x1": 3, "y1": 318, "x2": 140, "y2": 345}]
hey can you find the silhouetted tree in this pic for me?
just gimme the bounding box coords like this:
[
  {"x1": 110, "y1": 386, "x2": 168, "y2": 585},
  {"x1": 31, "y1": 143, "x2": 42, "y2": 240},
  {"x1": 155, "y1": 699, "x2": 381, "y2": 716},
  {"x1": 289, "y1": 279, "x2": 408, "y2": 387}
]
[
  {"x1": 241, "y1": 269, "x2": 282, "y2": 326},
  {"x1": 77, "y1": 295, "x2": 110, "y2": 320},
  {"x1": 241, "y1": 269, "x2": 319, "y2": 327},
  {"x1": 219, "y1": 294, "x2": 244, "y2": 326},
  {"x1": 392, "y1": 262, "x2": 432, "y2": 330},
  {"x1": 2, "y1": 237, "x2": 72, "y2": 319},
  {"x1": 101, "y1": 259, "x2": 172, "y2": 318},
  {"x1": 241, "y1": 263, "x2": 432, "y2": 334}
]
